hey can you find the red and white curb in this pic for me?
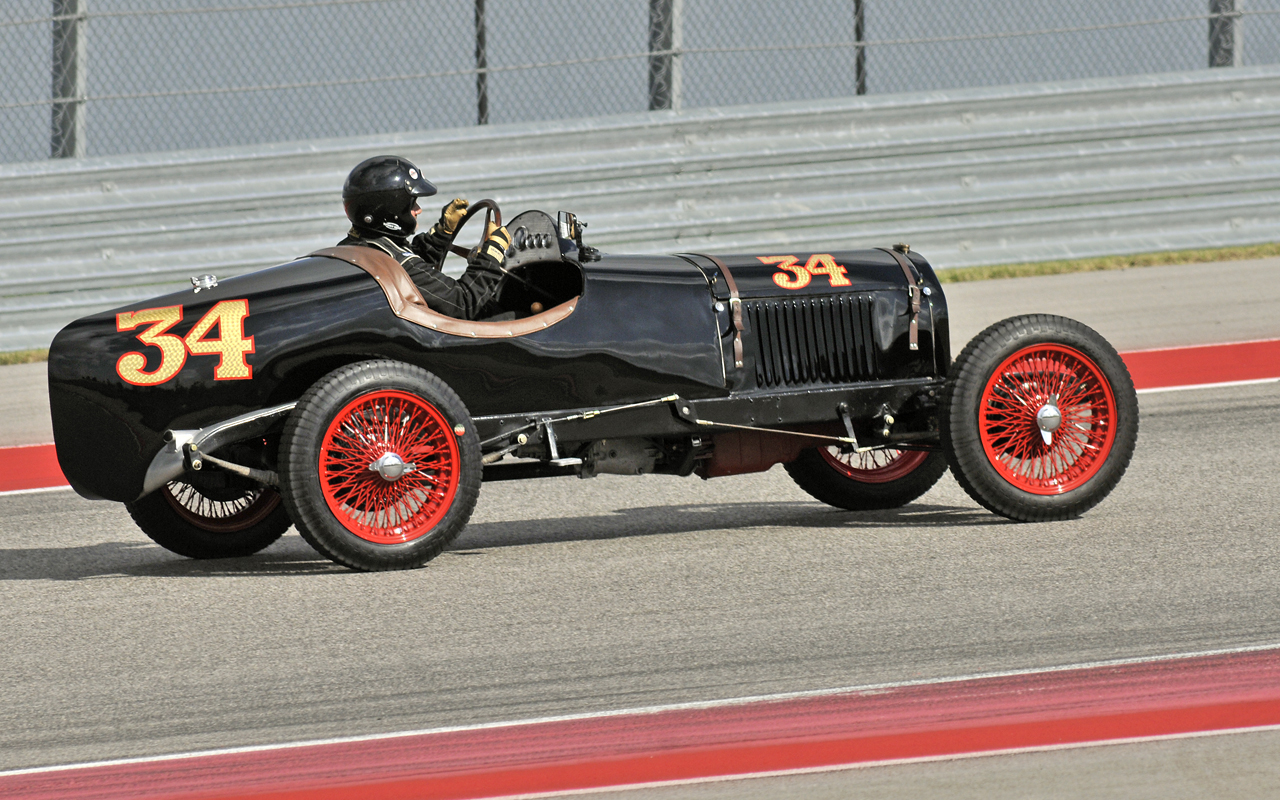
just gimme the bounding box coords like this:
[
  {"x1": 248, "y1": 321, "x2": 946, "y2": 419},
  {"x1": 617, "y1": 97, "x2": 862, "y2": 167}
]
[
  {"x1": 3, "y1": 644, "x2": 1280, "y2": 799},
  {"x1": 4, "y1": 338, "x2": 1276, "y2": 496},
  {"x1": 0, "y1": 443, "x2": 70, "y2": 496},
  {"x1": 1123, "y1": 338, "x2": 1280, "y2": 394}
]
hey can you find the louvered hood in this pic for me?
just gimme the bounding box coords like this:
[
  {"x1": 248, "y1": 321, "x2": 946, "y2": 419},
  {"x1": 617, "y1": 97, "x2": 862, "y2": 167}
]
[{"x1": 683, "y1": 249, "x2": 950, "y2": 389}]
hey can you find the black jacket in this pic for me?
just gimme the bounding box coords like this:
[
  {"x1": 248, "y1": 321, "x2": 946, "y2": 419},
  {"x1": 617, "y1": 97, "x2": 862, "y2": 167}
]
[{"x1": 338, "y1": 227, "x2": 504, "y2": 320}]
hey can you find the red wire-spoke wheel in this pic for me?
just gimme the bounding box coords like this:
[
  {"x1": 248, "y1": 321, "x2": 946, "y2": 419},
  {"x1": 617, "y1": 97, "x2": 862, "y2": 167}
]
[
  {"x1": 319, "y1": 390, "x2": 460, "y2": 545},
  {"x1": 163, "y1": 481, "x2": 283, "y2": 532},
  {"x1": 280, "y1": 360, "x2": 482, "y2": 571},
  {"x1": 979, "y1": 344, "x2": 1117, "y2": 495},
  {"x1": 819, "y1": 447, "x2": 931, "y2": 484},
  {"x1": 125, "y1": 479, "x2": 291, "y2": 560},
  {"x1": 787, "y1": 441, "x2": 947, "y2": 511},
  {"x1": 943, "y1": 314, "x2": 1138, "y2": 522}
]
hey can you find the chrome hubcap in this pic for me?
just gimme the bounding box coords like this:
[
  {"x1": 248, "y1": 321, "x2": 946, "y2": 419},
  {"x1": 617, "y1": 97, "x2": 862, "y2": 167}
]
[
  {"x1": 368, "y1": 452, "x2": 412, "y2": 481},
  {"x1": 1035, "y1": 401, "x2": 1063, "y2": 445}
]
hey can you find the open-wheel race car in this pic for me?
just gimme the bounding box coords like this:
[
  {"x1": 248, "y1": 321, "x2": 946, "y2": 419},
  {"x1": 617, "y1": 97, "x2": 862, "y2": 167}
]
[{"x1": 48, "y1": 202, "x2": 1139, "y2": 571}]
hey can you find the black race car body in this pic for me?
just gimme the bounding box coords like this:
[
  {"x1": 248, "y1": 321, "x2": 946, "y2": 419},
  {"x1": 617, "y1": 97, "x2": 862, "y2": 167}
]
[
  {"x1": 48, "y1": 207, "x2": 1136, "y2": 571},
  {"x1": 50, "y1": 211, "x2": 946, "y2": 502}
]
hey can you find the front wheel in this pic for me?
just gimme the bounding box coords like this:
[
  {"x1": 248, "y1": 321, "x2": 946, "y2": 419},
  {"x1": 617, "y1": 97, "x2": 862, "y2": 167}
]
[
  {"x1": 941, "y1": 314, "x2": 1138, "y2": 522},
  {"x1": 278, "y1": 360, "x2": 481, "y2": 571},
  {"x1": 785, "y1": 446, "x2": 948, "y2": 510}
]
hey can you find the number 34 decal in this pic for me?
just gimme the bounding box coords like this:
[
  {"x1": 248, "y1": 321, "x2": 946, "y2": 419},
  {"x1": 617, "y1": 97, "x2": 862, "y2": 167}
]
[
  {"x1": 759, "y1": 254, "x2": 851, "y2": 290},
  {"x1": 115, "y1": 300, "x2": 254, "y2": 386}
]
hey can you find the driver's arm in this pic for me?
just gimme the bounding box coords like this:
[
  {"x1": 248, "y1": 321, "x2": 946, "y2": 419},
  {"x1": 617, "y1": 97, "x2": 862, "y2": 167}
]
[
  {"x1": 409, "y1": 198, "x2": 469, "y2": 269},
  {"x1": 403, "y1": 224, "x2": 511, "y2": 320}
]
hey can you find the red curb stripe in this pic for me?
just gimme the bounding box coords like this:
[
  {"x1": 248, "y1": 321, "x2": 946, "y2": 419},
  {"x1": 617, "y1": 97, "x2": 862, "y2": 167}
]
[
  {"x1": 1121, "y1": 338, "x2": 1280, "y2": 390},
  {"x1": 5, "y1": 649, "x2": 1280, "y2": 800},
  {"x1": 227, "y1": 701, "x2": 1280, "y2": 800},
  {"x1": 0, "y1": 444, "x2": 66, "y2": 493}
]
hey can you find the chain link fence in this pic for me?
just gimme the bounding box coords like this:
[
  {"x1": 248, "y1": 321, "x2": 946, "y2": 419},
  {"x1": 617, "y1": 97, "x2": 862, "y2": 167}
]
[{"x1": 3, "y1": 0, "x2": 1280, "y2": 165}]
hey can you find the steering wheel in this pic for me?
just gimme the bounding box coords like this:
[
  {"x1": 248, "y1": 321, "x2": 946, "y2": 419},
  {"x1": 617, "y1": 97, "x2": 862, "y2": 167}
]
[
  {"x1": 438, "y1": 198, "x2": 559, "y2": 307},
  {"x1": 443, "y1": 198, "x2": 502, "y2": 259}
]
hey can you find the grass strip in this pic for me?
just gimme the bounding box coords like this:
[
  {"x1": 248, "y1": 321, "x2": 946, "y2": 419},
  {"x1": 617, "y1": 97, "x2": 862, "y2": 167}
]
[
  {"x1": 937, "y1": 242, "x2": 1280, "y2": 283},
  {"x1": 0, "y1": 348, "x2": 49, "y2": 365}
]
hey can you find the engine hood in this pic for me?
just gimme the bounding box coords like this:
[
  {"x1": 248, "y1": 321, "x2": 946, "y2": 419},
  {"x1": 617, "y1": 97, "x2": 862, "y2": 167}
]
[{"x1": 684, "y1": 248, "x2": 938, "y2": 300}]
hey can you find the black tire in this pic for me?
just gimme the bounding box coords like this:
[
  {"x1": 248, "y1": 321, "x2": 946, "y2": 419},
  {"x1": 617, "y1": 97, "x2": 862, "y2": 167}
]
[
  {"x1": 941, "y1": 314, "x2": 1138, "y2": 522},
  {"x1": 785, "y1": 447, "x2": 948, "y2": 510},
  {"x1": 125, "y1": 481, "x2": 290, "y2": 559},
  {"x1": 278, "y1": 360, "x2": 481, "y2": 571}
]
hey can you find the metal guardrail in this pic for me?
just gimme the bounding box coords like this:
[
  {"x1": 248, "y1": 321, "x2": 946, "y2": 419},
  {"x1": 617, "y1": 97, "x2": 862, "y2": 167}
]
[{"x1": 2, "y1": 65, "x2": 1279, "y2": 351}]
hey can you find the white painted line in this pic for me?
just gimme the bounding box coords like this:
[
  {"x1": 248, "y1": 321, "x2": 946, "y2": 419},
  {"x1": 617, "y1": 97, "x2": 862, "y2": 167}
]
[
  {"x1": 0, "y1": 485, "x2": 71, "y2": 498},
  {"x1": 6, "y1": 639, "x2": 1280, "y2": 778},
  {"x1": 1136, "y1": 377, "x2": 1280, "y2": 394}
]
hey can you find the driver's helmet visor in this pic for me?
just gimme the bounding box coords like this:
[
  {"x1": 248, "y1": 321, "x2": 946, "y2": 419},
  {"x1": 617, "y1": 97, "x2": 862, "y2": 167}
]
[{"x1": 405, "y1": 171, "x2": 437, "y2": 198}]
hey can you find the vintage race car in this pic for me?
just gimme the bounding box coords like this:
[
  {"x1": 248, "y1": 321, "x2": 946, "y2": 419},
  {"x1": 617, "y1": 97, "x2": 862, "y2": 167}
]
[{"x1": 48, "y1": 203, "x2": 1139, "y2": 571}]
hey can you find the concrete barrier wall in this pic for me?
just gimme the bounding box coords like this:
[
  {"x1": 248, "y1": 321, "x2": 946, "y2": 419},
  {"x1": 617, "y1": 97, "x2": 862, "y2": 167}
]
[{"x1": 2, "y1": 65, "x2": 1278, "y2": 350}]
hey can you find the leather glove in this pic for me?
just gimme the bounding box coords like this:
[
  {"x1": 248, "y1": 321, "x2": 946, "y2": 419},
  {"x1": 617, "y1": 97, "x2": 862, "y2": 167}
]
[
  {"x1": 480, "y1": 223, "x2": 511, "y2": 265},
  {"x1": 433, "y1": 198, "x2": 469, "y2": 236}
]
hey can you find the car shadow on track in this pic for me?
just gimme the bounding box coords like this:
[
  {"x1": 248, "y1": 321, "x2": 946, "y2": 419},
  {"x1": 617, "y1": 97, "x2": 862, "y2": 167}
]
[
  {"x1": 0, "y1": 537, "x2": 342, "y2": 581},
  {"x1": 1, "y1": 502, "x2": 1000, "y2": 580},
  {"x1": 453, "y1": 500, "x2": 1003, "y2": 550}
]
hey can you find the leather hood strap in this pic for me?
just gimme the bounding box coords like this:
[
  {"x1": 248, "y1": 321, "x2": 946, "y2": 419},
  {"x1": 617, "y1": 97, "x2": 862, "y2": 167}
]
[
  {"x1": 876, "y1": 247, "x2": 923, "y2": 351},
  {"x1": 701, "y1": 254, "x2": 745, "y2": 370}
]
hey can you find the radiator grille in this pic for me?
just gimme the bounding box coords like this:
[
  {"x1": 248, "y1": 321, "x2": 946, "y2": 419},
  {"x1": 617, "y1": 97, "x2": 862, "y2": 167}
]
[{"x1": 745, "y1": 295, "x2": 880, "y2": 388}]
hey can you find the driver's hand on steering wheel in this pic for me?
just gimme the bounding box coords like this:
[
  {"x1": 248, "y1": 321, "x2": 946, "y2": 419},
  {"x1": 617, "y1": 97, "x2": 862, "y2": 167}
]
[
  {"x1": 433, "y1": 198, "x2": 469, "y2": 236},
  {"x1": 480, "y1": 223, "x2": 511, "y2": 265}
]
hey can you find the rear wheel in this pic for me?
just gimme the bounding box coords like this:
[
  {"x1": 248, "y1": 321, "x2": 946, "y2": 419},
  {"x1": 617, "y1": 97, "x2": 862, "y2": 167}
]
[
  {"x1": 125, "y1": 481, "x2": 290, "y2": 559},
  {"x1": 279, "y1": 360, "x2": 481, "y2": 571},
  {"x1": 786, "y1": 446, "x2": 948, "y2": 510},
  {"x1": 942, "y1": 314, "x2": 1138, "y2": 521}
]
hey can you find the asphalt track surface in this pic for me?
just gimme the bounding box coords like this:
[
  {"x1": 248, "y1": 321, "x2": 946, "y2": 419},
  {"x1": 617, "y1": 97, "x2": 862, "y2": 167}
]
[{"x1": 2, "y1": 259, "x2": 1279, "y2": 796}]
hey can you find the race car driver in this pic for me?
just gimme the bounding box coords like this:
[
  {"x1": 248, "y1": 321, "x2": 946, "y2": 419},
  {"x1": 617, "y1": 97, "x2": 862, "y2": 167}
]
[{"x1": 337, "y1": 155, "x2": 512, "y2": 320}]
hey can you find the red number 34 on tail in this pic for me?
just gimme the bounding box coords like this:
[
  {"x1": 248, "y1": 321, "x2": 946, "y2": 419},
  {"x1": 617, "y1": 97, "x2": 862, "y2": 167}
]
[{"x1": 115, "y1": 300, "x2": 254, "y2": 386}]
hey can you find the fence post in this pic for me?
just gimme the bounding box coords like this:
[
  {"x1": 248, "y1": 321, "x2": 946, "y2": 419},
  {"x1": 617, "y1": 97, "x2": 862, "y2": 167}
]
[
  {"x1": 51, "y1": 0, "x2": 86, "y2": 159},
  {"x1": 648, "y1": 0, "x2": 683, "y2": 111},
  {"x1": 475, "y1": 0, "x2": 488, "y2": 125},
  {"x1": 854, "y1": 0, "x2": 866, "y2": 95},
  {"x1": 1209, "y1": 0, "x2": 1242, "y2": 68}
]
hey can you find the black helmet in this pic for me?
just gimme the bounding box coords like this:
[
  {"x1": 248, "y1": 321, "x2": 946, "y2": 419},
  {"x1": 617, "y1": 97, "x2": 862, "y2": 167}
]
[{"x1": 343, "y1": 155, "x2": 437, "y2": 237}]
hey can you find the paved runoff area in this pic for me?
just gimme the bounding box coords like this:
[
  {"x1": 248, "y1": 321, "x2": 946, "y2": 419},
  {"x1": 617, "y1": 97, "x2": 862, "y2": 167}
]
[{"x1": 1, "y1": 257, "x2": 1279, "y2": 798}]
